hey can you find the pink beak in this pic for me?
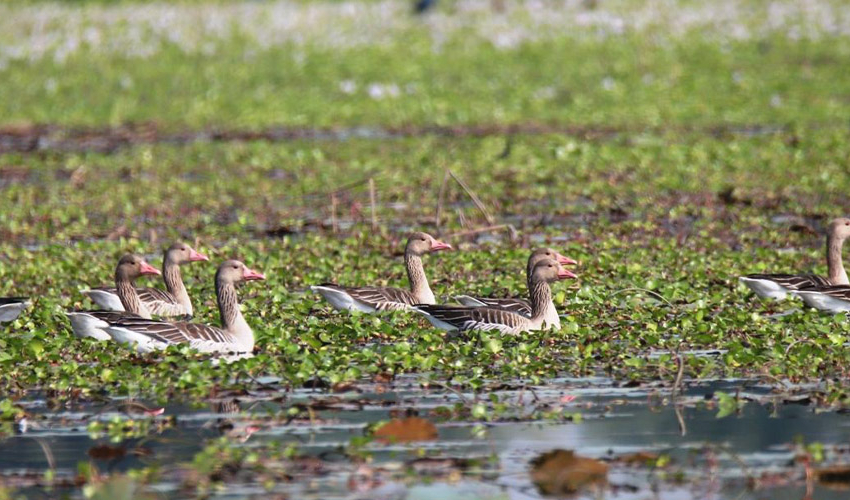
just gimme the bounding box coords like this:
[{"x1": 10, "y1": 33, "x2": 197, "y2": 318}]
[
  {"x1": 555, "y1": 253, "x2": 578, "y2": 266},
  {"x1": 188, "y1": 247, "x2": 209, "y2": 262},
  {"x1": 243, "y1": 267, "x2": 266, "y2": 281},
  {"x1": 557, "y1": 268, "x2": 577, "y2": 280},
  {"x1": 139, "y1": 260, "x2": 162, "y2": 276},
  {"x1": 430, "y1": 239, "x2": 453, "y2": 252}
]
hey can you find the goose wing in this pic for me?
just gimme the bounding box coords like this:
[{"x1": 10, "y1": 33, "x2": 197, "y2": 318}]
[
  {"x1": 90, "y1": 286, "x2": 177, "y2": 304},
  {"x1": 743, "y1": 273, "x2": 831, "y2": 290},
  {"x1": 107, "y1": 317, "x2": 232, "y2": 346},
  {"x1": 317, "y1": 283, "x2": 417, "y2": 311},
  {"x1": 85, "y1": 311, "x2": 139, "y2": 323},
  {"x1": 414, "y1": 304, "x2": 528, "y2": 333},
  {"x1": 0, "y1": 297, "x2": 29, "y2": 305},
  {"x1": 88, "y1": 286, "x2": 185, "y2": 316},
  {"x1": 466, "y1": 297, "x2": 532, "y2": 317},
  {"x1": 796, "y1": 284, "x2": 850, "y2": 299}
]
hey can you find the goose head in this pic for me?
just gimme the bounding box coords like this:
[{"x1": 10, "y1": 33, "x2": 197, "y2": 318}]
[
  {"x1": 531, "y1": 258, "x2": 577, "y2": 284},
  {"x1": 406, "y1": 232, "x2": 452, "y2": 256},
  {"x1": 530, "y1": 247, "x2": 578, "y2": 267},
  {"x1": 166, "y1": 242, "x2": 209, "y2": 265},
  {"x1": 116, "y1": 254, "x2": 161, "y2": 280},
  {"x1": 216, "y1": 260, "x2": 266, "y2": 286}
]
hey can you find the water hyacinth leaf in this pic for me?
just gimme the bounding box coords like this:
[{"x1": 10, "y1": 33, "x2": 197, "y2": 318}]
[{"x1": 715, "y1": 392, "x2": 743, "y2": 419}]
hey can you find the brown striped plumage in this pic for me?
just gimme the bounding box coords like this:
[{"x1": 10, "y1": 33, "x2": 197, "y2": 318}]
[
  {"x1": 84, "y1": 242, "x2": 208, "y2": 317},
  {"x1": 312, "y1": 232, "x2": 452, "y2": 312},
  {"x1": 455, "y1": 248, "x2": 577, "y2": 329},
  {"x1": 65, "y1": 254, "x2": 161, "y2": 340},
  {"x1": 743, "y1": 273, "x2": 831, "y2": 290},
  {"x1": 740, "y1": 218, "x2": 850, "y2": 299},
  {"x1": 415, "y1": 258, "x2": 576, "y2": 334},
  {"x1": 103, "y1": 260, "x2": 265, "y2": 355},
  {"x1": 456, "y1": 296, "x2": 533, "y2": 316}
]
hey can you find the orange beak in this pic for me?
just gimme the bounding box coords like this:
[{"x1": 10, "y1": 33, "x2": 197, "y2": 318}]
[
  {"x1": 557, "y1": 268, "x2": 577, "y2": 280},
  {"x1": 139, "y1": 260, "x2": 162, "y2": 276},
  {"x1": 188, "y1": 247, "x2": 209, "y2": 262},
  {"x1": 430, "y1": 239, "x2": 453, "y2": 252},
  {"x1": 243, "y1": 267, "x2": 266, "y2": 281},
  {"x1": 555, "y1": 253, "x2": 578, "y2": 266}
]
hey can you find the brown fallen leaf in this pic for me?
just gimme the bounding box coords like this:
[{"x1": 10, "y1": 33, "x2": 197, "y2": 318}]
[
  {"x1": 407, "y1": 457, "x2": 476, "y2": 475},
  {"x1": 88, "y1": 444, "x2": 127, "y2": 460},
  {"x1": 373, "y1": 417, "x2": 438, "y2": 443},
  {"x1": 615, "y1": 451, "x2": 660, "y2": 466},
  {"x1": 530, "y1": 449, "x2": 608, "y2": 495},
  {"x1": 816, "y1": 465, "x2": 850, "y2": 490},
  {"x1": 332, "y1": 382, "x2": 359, "y2": 393}
]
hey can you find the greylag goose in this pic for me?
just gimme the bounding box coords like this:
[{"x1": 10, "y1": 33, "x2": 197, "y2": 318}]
[
  {"x1": 0, "y1": 298, "x2": 31, "y2": 323},
  {"x1": 414, "y1": 258, "x2": 576, "y2": 333},
  {"x1": 311, "y1": 232, "x2": 452, "y2": 312},
  {"x1": 102, "y1": 260, "x2": 265, "y2": 354},
  {"x1": 65, "y1": 254, "x2": 162, "y2": 340},
  {"x1": 739, "y1": 217, "x2": 850, "y2": 299},
  {"x1": 793, "y1": 285, "x2": 850, "y2": 313},
  {"x1": 83, "y1": 242, "x2": 208, "y2": 317},
  {"x1": 454, "y1": 247, "x2": 577, "y2": 329}
]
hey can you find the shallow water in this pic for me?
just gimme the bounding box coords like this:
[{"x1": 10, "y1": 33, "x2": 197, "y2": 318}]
[{"x1": 3, "y1": 376, "x2": 850, "y2": 499}]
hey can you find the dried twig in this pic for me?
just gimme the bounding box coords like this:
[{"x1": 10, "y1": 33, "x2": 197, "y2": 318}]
[
  {"x1": 671, "y1": 352, "x2": 685, "y2": 399},
  {"x1": 449, "y1": 170, "x2": 495, "y2": 225},
  {"x1": 330, "y1": 192, "x2": 339, "y2": 233},
  {"x1": 784, "y1": 338, "x2": 818, "y2": 357},
  {"x1": 674, "y1": 404, "x2": 687, "y2": 436},
  {"x1": 456, "y1": 207, "x2": 467, "y2": 229},
  {"x1": 427, "y1": 380, "x2": 470, "y2": 405},
  {"x1": 435, "y1": 170, "x2": 450, "y2": 230},
  {"x1": 610, "y1": 287, "x2": 673, "y2": 307},
  {"x1": 446, "y1": 224, "x2": 518, "y2": 240},
  {"x1": 34, "y1": 438, "x2": 55, "y2": 471},
  {"x1": 369, "y1": 177, "x2": 378, "y2": 231}
]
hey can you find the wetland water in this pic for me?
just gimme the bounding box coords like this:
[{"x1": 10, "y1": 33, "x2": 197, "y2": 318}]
[{"x1": 3, "y1": 376, "x2": 850, "y2": 499}]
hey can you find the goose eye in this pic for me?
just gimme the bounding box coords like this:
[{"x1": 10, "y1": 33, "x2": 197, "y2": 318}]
[{"x1": 845, "y1": 222, "x2": 849, "y2": 226}]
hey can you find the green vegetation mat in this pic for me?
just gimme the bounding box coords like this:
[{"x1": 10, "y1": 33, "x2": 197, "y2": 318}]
[{"x1": 2, "y1": 0, "x2": 850, "y2": 406}]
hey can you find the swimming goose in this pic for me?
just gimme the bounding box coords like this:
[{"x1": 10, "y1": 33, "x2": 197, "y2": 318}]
[
  {"x1": 83, "y1": 242, "x2": 208, "y2": 317},
  {"x1": 454, "y1": 247, "x2": 577, "y2": 329},
  {"x1": 414, "y1": 258, "x2": 576, "y2": 333},
  {"x1": 311, "y1": 232, "x2": 452, "y2": 312},
  {"x1": 739, "y1": 218, "x2": 850, "y2": 299},
  {"x1": 102, "y1": 260, "x2": 265, "y2": 354},
  {"x1": 0, "y1": 298, "x2": 31, "y2": 323},
  {"x1": 65, "y1": 254, "x2": 162, "y2": 340}
]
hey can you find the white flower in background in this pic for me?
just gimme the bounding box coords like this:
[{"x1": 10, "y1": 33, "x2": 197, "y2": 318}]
[
  {"x1": 367, "y1": 83, "x2": 400, "y2": 100},
  {"x1": 44, "y1": 77, "x2": 57, "y2": 94},
  {"x1": 339, "y1": 80, "x2": 357, "y2": 95},
  {"x1": 0, "y1": 0, "x2": 849, "y2": 65},
  {"x1": 533, "y1": 86, "x2": 556, "y2": 100}
]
